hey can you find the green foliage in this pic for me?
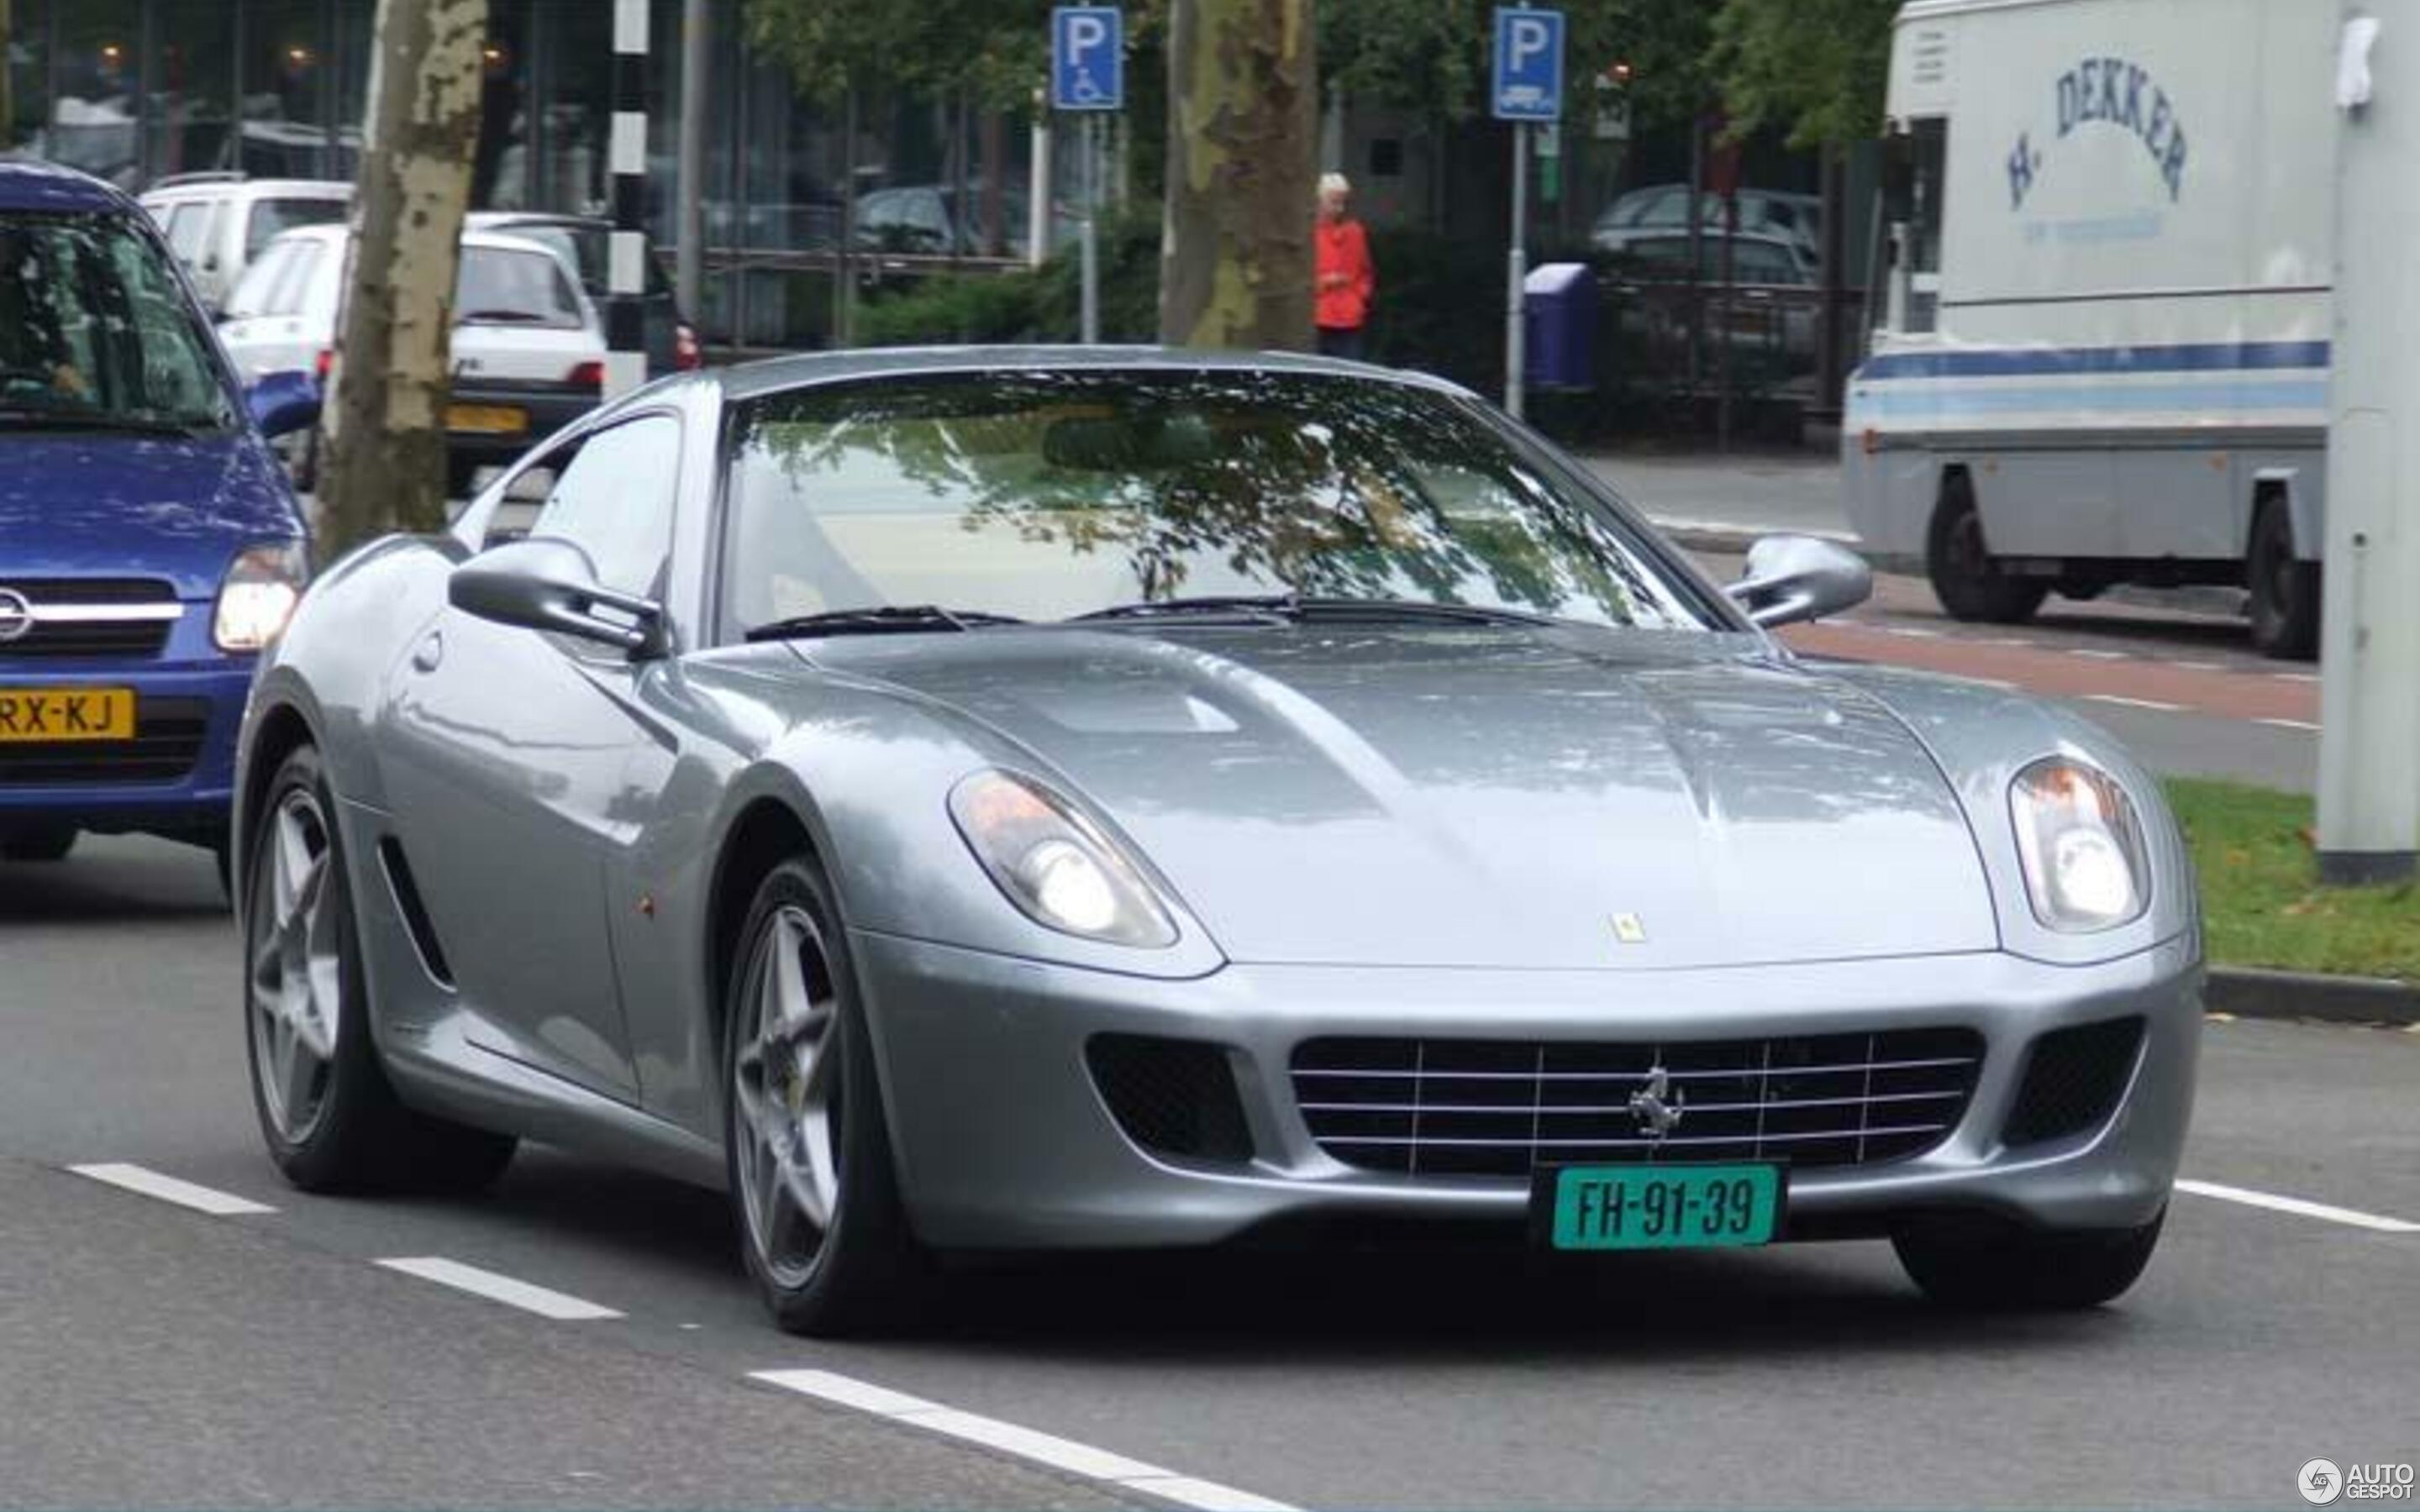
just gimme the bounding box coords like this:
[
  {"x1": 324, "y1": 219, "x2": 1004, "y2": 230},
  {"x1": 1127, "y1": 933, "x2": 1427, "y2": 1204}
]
[
  {"x1": 1707, "y1": 0, "x2": 1897, "y2": 148},
  {"x1": 855, "y1": 209, "x2": 1162, "y2": 346},
  {"x1": 744, "y1": 0, "x2": 1057, "y2": 111},
  {"x1": 1318, "y1": 0, "x2": 1712, "y2": 131}
]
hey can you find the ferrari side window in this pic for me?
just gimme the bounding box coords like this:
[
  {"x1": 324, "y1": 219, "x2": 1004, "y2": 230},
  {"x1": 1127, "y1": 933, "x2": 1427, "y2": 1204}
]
[{"x1": 532, "y1": 414, "x2": 681, "y2": 599}]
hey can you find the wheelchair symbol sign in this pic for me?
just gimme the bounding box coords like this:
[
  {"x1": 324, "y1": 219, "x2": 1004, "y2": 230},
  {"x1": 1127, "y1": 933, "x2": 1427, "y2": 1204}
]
[{"x1": 1052, "y1": 8, "x2": 1124, "y2": 112}]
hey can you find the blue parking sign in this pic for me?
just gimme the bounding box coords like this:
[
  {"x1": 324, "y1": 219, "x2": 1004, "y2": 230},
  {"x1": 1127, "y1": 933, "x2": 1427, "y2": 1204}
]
[
  {"x1": 1491, "y1": 8, "x2": 1565, "y2": 122},
  {"x1": 1052, "y1": 7, "x2": 1123, "y2": 112}
]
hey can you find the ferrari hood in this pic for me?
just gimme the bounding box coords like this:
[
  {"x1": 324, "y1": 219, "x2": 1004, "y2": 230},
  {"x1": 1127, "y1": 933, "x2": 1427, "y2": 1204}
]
[{"x1": 805, "y1": 626, "x2": 2001, "y2": 969}]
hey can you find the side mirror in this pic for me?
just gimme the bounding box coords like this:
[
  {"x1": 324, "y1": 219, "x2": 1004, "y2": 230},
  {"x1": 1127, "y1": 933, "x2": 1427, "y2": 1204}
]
[
  {"x1": 247, "y1": 370, "x2": 321, "y2": 439},
  {"x1": 1726, "y1": 534, "x2": 1873, "y2": 629},
  {"x1": 449, "y1": 537, "x2": 669, "y2": 658}
]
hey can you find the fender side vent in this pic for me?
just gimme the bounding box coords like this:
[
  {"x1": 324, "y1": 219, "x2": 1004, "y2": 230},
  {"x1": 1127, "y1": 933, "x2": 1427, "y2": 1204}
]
[{"x1": 377, "y1": 837, "x2": 455, "y2": 990}]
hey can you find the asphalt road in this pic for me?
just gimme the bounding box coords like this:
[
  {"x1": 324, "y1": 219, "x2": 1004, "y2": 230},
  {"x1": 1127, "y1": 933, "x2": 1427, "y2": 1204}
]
[{"x1": 3, "y1": 834, "x2": 2414, "y2": 1509}]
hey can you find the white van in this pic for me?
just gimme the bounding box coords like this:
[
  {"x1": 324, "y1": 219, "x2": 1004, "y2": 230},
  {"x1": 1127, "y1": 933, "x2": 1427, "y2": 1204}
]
[
  {"x1": 137, "y1": 175, "x2": 352, "y2": 315},
  {"x1": 1844, "y1": 0, "x2": 2333, "y2": 657}
]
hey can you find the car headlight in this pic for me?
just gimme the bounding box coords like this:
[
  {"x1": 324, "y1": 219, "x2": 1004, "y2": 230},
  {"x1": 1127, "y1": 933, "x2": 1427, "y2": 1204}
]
[
  {"x1": 213, "y1": 542, "x2": 308, "y2": 652},
  {"x1": 2009, "y1": 757, "x2": 2149, "y2": 932},
  {"x1": 949, "y1": 769, "x2": 1177, "y2": 948}
]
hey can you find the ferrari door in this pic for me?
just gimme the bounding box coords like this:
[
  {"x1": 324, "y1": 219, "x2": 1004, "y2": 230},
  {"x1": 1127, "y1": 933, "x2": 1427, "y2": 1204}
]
[{"x1": 376, "y1": 415, "x2": 684, "y2": 1102}]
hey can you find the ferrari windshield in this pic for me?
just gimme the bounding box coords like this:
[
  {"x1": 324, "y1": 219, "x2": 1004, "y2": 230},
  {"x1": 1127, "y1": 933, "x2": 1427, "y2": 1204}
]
[{"x1": 720, "y1": 370, "x2": 1724, "y2": 634}]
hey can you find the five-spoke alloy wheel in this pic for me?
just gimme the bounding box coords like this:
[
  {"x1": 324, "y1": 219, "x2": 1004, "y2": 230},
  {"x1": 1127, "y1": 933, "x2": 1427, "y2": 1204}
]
[
  {"x1": 243, "y1": 743, "x2": 518, "y2": 1193},
  {"x1": 725, "y1": 857, "x2": 925, "y2": 1335}
]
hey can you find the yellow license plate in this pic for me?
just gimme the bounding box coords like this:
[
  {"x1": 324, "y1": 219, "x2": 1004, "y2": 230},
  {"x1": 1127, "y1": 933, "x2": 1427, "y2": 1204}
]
[
  {"x1": 0, "y1": 687, "x2": 135, "y2": 742},
  {"x1": 445, "y1": 403, "x2": 529, "y2": 436}
]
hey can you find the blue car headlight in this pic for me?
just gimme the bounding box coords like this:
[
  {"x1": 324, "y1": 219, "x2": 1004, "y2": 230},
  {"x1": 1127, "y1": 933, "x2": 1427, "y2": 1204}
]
[
  {"x1": 213, "y1": 541, "x2": 308, "y2": 652},
  {"x1": 2009, "y1": 757, "x2": 2150, "y2": 932},
  {"x1": 949, "y1": 769, "x2": 1177, "y2": 948}
]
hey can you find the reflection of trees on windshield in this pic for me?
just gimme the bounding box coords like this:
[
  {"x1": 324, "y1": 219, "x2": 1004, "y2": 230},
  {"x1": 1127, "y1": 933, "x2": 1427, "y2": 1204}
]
[{"x1": 729, "y1": 371, "x2": 1707, "y2": 630}]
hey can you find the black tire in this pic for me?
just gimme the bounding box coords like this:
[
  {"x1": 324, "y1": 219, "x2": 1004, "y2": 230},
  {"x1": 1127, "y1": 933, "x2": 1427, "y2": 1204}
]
[
  {"x1": 724, "y1": 855, "x2": 929, "y2": 1336},
  {"x1": 244, "y1": 743, "x2": 518, "y2": 1194},
  {"x1": 0, "y1": 826, "x2": 76, "y2": 863},
  {"x1": 2246, "y1": 496, "x2": 2321, "y2": 660},
  {"x1": 1894, "y1": 1207, "x2": 2165, "y2": 1311},
  {"x1": 1927, "y1": 474, "x2": 2049, "y2": 624}
]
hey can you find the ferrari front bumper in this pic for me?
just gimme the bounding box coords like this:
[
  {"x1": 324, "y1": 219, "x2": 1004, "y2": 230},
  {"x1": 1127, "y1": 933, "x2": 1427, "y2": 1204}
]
[{"x1": 855, "y1": 932, "x2": 2202, "y2": 1251}]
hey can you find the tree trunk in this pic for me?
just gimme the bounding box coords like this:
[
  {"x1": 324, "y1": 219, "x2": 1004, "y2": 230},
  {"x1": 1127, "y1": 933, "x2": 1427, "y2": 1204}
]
[
  {"x1": 1158, "y1": 0, "x2": 1316, "y2": 350},
  {"x1": 318, "y1": 0, "x2": 487, "y2": 555}
]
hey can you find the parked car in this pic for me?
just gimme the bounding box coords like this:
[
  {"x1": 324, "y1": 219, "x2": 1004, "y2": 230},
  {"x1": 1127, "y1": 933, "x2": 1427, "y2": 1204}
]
[
  {"x1": 0, "y1": 160, "x2": 316, "y2": 877},
  {"x1": 464, "y1": 211, "x2": 702, "y2": 378},
  {"x1": 234, "y1": 348, "x2": 2197, "y2": 1336},
  {"x1": 855, "y1": 182, "x2": 1084, "y2": 260},
  {"x1": 218, "y1": 223, "x2": 610, "y2": 495},
  {"x1": 1592, "y1": 182, "x2": 1823, "y2": 257},
  {"x1": 137, "y1": 174, "x2": 352, "y2": 314}
]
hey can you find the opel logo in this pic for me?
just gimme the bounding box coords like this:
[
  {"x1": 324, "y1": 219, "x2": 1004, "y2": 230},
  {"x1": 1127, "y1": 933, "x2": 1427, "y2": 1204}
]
[
  {"x1": 1628, "y1": 1066, "x2": 1686, "y2": 1138},
  {"x1": 0, "y1": 588, "x2": 33, "y2": 643}
]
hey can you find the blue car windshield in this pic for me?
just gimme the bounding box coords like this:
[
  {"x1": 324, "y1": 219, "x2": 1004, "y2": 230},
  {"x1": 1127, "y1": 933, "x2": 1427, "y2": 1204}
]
[
  {"x1": 722, "y1": 370, "x2": 1723, "y2": 634},
  {"x1": 0, "y1": 213, "x2": 233, "y2": 433}
]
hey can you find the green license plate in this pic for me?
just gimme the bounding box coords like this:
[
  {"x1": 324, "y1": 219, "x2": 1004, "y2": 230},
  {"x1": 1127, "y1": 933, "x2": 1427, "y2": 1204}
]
[{"x1": 1544, "y1": 1163, "x2": 1781, "y2": 1251}]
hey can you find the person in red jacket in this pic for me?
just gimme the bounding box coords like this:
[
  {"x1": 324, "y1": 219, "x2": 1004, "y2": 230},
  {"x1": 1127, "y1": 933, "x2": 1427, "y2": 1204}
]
[{"x1": 1314, "y1": 172, "x2": 1375, "y2": 360}]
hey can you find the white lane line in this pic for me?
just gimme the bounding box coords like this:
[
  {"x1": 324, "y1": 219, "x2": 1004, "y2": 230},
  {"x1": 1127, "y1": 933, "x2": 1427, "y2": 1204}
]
[
  {"x1": 2084, "y1": 694, "x2": 2186, "y2": 712},
  {"x1": 375, "y1": 1257, "x2": 623, "y2": 1320},
  {"x1": 2177, "y1": 1179, "x2": 2420, "y2": 1234},
  {"x1": 2274, "y1": 672, "x2": 2322, "y2": 684},
  {"x1": 1955, "y1": 676, "x2": 2019, "y2": 690},
  {"x1": 69, "y1": 1163, "x2": 276, "y2": 1216},
  {"x1": 753, "y1": 1368, "x2": 1298, "y2": 1512},
  {"x1": 1984, "y1": 637, "x2": 2036, "y2": 648},
  {"x1": 2260, "y1": 717, "x2": 2322, "y2": 732},
  {"x1": 1883, "y1": 626, "x2": 1943, "y2": 638},
  {"x1": 2170, "y1": 660, "x2": 2227, "y2": 672},
  {"x1": 2069, "y1": 648, "x2": 2132, "y2": 660}
]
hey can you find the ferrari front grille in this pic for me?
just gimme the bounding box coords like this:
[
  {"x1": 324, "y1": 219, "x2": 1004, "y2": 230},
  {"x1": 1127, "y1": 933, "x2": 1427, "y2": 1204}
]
[{"x1": 1292, "y1": 1028, "x2": 1986, "y2": 1179}]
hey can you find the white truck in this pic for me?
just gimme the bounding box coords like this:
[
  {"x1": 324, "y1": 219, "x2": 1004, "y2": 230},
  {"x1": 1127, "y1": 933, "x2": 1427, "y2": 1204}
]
[{"x1": 1844, "y1": 0, "x2": 2334, "y2": 656}]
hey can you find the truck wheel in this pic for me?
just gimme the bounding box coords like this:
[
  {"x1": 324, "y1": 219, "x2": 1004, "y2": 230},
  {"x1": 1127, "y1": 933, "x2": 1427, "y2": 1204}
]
[
  {"x1": 1927, "y1": 475, "x2": 2048, "y2": 624},
  {"x1": 2246, "y1": 496, "x2": 2321, "y2": 660}
]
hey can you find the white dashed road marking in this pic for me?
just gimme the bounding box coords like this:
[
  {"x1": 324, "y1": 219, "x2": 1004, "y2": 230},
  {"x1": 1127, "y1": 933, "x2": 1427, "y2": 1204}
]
[
  {"x1": 2069, "y1": 648, "x2": 2131, "y2": 660},
  {"x1": 2170, "y1": 660, "x2": 2226, "y2": 672},
  {"x1": 2274, "y1": 672, "x2": 2322, "y2": 684},
  {"x1": 69, "y1": 1163, "x2": 276, "y2": 1216},
  {"x1": 2259, "y1": 717, "x2": 2322, "y2": 732},
  {"x1": 2084, "y1": 694, "x2": 2186, "y2": 712},
  {"x1": 375, "y1": 1257, "x2": 624, "y2": 1320},
  {"x1": 753, "y1": 1368, "x2": 1298, "y2": 1512},
  {"x1": 2177, "y1": 1179, "x2": 2420, "y2": 1234}
]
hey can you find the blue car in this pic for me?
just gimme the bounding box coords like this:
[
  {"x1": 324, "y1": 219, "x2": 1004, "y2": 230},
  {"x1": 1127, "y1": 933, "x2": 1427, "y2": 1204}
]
[{"x1": 0, "y1": 161, "x2": 316, "y2": 878}]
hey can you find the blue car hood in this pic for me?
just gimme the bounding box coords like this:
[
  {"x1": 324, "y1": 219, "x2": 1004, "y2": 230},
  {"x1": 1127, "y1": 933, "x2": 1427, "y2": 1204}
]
[{"x1": 0, "y1": 433, "x2": 302, "y2": 599}]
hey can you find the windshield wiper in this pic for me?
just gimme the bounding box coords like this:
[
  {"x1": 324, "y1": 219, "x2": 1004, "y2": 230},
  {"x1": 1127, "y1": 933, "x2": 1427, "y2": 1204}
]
[
  {"x1": 1074, "y1": 594, "x2": 1556, "y2": 627},
  {"x1": 744, "y1": 605, "x2": 1025, "y2": 641},
  {"x1": 0, "y1": 410, "x2": 224, "y2": 437}
]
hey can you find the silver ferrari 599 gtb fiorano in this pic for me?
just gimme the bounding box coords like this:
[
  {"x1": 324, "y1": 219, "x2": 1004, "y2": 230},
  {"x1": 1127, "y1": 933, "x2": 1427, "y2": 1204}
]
[{"x1": 236, "y1": 349, "x2": 2200, "y2": 1335}]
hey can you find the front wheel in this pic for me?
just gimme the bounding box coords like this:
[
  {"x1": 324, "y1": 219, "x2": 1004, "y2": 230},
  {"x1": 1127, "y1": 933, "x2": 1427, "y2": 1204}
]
[
  {"x1": 245, "y1": 743, "x2": 518, "y2": 1194},
  {"x1": 1894, "y1": 1207, "x2": 2165, "y2": 1311},
  {"x1": 725, "y1": 856, "x2": 929, "y2": 1336},
  {"x1": 1926, "y1": 475, "x2": 2049, "y2": 625}
]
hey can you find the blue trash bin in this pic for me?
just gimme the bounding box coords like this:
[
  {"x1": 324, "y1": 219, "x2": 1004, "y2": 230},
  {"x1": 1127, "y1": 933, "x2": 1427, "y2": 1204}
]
[{"x1": 1523, "y1": 262, "x2": 1597, "y2": 389}]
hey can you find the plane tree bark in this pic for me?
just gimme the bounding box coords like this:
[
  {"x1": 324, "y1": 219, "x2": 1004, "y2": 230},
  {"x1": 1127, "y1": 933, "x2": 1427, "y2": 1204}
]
[
  {"x1": 1159, "y1": 0, "x2": 1317, "y2": 350},
  {"x1": 318, "y1": 0, "x2": 487, "y2": 554}
]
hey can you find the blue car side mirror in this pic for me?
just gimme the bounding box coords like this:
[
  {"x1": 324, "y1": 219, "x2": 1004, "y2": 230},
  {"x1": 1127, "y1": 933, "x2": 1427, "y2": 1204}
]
[{"x1": 247, "y1": 370, "x2": 321, "y2": 440}]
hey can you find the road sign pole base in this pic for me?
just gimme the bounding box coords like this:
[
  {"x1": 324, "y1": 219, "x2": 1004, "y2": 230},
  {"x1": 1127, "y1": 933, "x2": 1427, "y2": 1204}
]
[{"x1": 2316, "y1": 849, "x2": 2417, "y2": 887}]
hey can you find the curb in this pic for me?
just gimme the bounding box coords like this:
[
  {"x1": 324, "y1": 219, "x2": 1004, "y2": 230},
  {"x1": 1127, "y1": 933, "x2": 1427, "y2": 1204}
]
[{"x1": 2206, "y1": 966, "x2": 2420, "y2": 1028}]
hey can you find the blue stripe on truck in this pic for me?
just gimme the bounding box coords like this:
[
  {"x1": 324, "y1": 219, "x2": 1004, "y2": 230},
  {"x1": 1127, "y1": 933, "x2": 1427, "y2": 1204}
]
[{"x1": 1855, "y1": 340, "x2": 2329, "y2": 381}]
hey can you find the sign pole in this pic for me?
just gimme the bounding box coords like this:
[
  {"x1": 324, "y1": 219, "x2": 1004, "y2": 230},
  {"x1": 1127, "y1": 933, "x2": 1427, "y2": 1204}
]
[
  {"x1": 2317, "y1": 11, "x2": 2420, "y2": 883},
  {"x1": 1506, "y1": 121, "x2": 1528, "y2": 418},
  {"x1": 1080, "y1": 113, "x2": 1102, "y2": 344}
]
